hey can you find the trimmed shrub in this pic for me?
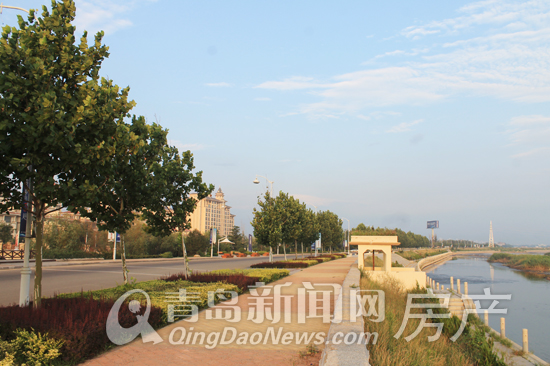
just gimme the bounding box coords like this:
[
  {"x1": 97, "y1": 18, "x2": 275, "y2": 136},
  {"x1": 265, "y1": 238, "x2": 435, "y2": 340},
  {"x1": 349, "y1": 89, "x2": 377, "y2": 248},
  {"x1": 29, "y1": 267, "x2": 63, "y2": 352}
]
[
  {"x1": 262, "y1": 252, "x2": 269, "y2": 256},
  {"x1": 251, "y1": 253, "x2": 260, "y2": 257},
  {"x1": 42, "y1": 249, "x2": 103, "y2": 260},
  {"x1": 160, "y1": 272, "x2": 259, "y2": 292},
  {"x1": 210, "y1": 269, "x2": 289, "y2": 283},
  {"x1": 0, "y1": 328, "x2": 64, "y2": 366},
  {"x1": 221, "y1": 253, "x2": 233, "y2": 258},
  {"x1": 250, "y1": 261, "x2": 309, "y2": 269}
]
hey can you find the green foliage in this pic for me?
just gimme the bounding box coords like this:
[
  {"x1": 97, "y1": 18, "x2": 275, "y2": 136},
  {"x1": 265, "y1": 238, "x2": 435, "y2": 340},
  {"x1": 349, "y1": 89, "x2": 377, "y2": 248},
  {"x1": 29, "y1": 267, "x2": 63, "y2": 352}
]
[
  {"x1": 353, "y1": 224, "x2": 431, "y2": 248},
  {"x1": 209, "y1": 269, "x2": 289, "y2": 283},
  {"x1": 42, "y1": 249, "x2": 102, "y2": 259},
  {"x1": 251, "y1": 192, "x2": 281, "y2": 251},
  {"x1": 0, "y1": 328, "x2": 63, "y2": 366},
  {"x1": 317, "y1": 210, "x2": 343, "y2": 251},
  {"x1": 160, "y1": 251, "x2": 173, "y2": 258},
  {"x1": 43, "y1": 219, "x2": 85, "y2": 251},
  {"x1": 183, "y1": 230, "x2": 210, "y2": 256},
  {"x1": 59, "y1": 280, "x2": 239, "y2": 323},
  {"x1": 488, "y1": 253, "x2": 550, "y2": 271},
  {"x1": 0, "y1": 223, "x2": 14, "y2": 248}
]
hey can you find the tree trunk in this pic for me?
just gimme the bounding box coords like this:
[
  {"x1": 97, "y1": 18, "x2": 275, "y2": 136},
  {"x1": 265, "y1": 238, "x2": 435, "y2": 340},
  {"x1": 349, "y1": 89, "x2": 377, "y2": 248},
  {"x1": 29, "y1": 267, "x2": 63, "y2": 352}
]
[
  {"x1": 283, "y1": 243, "x2": 287, "y2": 260},
  {"x1": 294, "y1": 240, "x2": 298, "y2": 259},
  {"x1": 269, "y1": 246, "x2": 273, "y2": 263},
  {"x1": 301, "y1": 242, "x2": 304, "y2": 259},
  {"x1": 181, "y1": 230, "x2": 190, "y2": 279},
  {"x1": 33, "y1": 201, "x2": 45, "y2": 308},
  {"x1": 121, "y1": 234, "x2": 128, "y2": 284}
]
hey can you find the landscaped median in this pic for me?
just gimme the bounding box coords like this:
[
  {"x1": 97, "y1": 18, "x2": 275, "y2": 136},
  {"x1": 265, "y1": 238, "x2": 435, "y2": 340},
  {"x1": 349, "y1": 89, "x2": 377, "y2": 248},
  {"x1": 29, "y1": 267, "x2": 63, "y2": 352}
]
[
  {"x1": 249, "y1": 253, "x2": 348, "y2": 269},
  {"x1": 0, "y1": 268, "x2": 289, "y2": 365}
]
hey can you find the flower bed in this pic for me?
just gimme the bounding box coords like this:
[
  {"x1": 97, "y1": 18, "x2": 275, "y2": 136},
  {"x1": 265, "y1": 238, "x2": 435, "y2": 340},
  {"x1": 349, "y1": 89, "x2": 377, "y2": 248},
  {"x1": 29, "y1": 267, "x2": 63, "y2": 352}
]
[
  {"x1": 250, "y1": 261, "x2": 309, "y2": 269},
  {"x1": 0, "y1": 295, "x2": 164, "y2": 364},
  {"x1": 209, "y1": 269, "x2": 289, "y2": 283},
  {"x1": 161, "y1": 272, "x2": 259, "y2": 292},
  {"x1": 251, "y1": 253, "x2": 260, "y2": 257}
]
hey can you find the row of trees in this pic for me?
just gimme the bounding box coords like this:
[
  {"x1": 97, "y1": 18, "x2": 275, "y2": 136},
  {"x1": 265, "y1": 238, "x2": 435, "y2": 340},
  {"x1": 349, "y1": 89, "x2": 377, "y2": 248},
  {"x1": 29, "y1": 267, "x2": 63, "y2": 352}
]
[
  {"x1": 351, "y1": 224, "x2": 431, "y2": 248},
  {"x1": 0, "y1": 1, "x2": 212, "y2": 306},
  {"x1": 251, "y1": 191, "x2": 344, "y2": 260}
]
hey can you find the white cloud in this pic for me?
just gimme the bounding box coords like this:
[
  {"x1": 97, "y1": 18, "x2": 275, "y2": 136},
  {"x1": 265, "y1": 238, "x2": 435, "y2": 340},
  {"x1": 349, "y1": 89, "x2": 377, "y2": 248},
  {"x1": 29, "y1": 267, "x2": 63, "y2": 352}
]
[
  {"x1": 386, "y1": 119, "x2": 423, "y2": 133},
  {"x1": 257, "y1": 0, "x2": 550, "y2": 117},
  {"x1": 74, "y1": 0, "x2": 154, "y2": 35},
  {"x1": 205, "y1": 82, "x2": 231, "y2": 87},
  {"x1": 506, "y1": 115, "x2": 550, "y2": 157}
]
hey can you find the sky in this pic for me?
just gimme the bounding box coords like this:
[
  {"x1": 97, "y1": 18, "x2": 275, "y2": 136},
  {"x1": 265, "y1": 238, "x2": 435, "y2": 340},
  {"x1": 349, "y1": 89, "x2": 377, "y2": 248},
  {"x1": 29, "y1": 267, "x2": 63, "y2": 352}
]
[{"x1": 2, "y1": 0, "x2": 549, "y2": 245}]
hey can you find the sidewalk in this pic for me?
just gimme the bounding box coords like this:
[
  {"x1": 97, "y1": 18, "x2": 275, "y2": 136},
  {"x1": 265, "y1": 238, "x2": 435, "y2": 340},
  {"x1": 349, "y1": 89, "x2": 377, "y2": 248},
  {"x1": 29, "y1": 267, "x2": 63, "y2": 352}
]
[{"x1": 82, "y1": 257, "x2": 357, "y2": 366}]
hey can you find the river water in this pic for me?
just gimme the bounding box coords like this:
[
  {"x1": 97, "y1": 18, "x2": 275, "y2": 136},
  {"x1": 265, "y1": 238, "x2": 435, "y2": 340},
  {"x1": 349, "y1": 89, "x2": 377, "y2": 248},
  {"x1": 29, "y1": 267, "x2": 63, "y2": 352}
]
[{"x1": 426, "y1": 256, "x2": 550, "y2": 362}]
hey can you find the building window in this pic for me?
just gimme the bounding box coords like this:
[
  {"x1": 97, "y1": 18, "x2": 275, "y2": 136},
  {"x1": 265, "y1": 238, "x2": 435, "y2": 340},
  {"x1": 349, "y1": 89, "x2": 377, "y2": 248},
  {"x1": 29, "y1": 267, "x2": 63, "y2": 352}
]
[{"x1": 4, "y1": 216, "x2": 11, "y2": 223}]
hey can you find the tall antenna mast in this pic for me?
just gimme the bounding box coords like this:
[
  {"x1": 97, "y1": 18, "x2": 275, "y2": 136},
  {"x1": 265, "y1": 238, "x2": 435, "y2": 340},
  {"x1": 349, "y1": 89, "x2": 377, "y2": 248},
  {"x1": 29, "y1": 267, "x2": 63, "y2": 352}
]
[{"x1": 489, "y1": 221, "x2": 494, "y2": 247}]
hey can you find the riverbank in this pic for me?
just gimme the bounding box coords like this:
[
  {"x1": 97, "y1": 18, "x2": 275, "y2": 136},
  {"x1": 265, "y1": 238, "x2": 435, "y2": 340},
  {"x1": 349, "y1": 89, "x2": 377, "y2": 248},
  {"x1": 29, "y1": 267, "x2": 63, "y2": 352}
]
[
  {"x1": 488, "y1": 253, "x2": 550, "y2": 280},
  {"x1": 426, "y1": 256, "x2": 550, "y2": 364}
]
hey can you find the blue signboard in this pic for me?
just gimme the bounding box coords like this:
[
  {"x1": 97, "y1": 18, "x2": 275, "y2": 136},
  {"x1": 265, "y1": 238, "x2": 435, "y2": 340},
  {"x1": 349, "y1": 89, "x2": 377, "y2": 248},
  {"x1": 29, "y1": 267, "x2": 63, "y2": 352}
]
[
  {"x1": 19, "y1": 181, "x2": 30, "y2": 238},
  {"x1": 427, "y1": 220, "x2": 439, "y2": 229}
]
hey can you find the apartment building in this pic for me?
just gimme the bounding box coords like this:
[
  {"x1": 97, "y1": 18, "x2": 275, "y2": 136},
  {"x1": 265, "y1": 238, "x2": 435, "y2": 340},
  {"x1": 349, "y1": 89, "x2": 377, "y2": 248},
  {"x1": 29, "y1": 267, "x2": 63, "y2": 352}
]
[{"x1": 188, "y1": 188, "x2": 235, "y2": 237}]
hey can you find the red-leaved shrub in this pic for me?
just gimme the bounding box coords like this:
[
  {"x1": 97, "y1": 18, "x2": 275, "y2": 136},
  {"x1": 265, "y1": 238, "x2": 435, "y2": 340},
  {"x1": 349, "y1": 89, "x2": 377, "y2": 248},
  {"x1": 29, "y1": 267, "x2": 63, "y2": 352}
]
[
  {"x1": 0, "y1": 295, "x2": 163, "y2": 363},
  {"x1": 250, "y1": 261, "x2": 309, "y2": 269},
  {"x1": 160, "y1": 272, "x2": 260, "y2": 291}
]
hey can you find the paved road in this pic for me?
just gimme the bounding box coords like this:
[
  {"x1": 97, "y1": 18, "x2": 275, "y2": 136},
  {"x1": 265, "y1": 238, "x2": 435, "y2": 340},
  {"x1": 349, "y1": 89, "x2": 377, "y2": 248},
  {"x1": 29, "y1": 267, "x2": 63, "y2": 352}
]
[{"x1": 0, "y1": 255, "x2": 290, "y2": 306}]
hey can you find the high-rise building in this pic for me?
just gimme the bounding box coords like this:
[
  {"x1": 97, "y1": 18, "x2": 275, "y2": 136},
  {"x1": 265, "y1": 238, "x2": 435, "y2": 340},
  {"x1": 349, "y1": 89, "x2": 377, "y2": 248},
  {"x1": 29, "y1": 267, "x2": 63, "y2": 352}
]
[{"x1": 188, "y1": 188, "x2": 235, "y2": 237}]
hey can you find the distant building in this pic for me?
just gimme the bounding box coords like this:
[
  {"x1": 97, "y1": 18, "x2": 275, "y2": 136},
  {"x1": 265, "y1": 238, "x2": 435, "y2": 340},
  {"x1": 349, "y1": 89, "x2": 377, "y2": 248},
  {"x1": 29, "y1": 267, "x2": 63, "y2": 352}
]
[{"x1": 188, "y1": 188, "x2": 235, "y2": 237}]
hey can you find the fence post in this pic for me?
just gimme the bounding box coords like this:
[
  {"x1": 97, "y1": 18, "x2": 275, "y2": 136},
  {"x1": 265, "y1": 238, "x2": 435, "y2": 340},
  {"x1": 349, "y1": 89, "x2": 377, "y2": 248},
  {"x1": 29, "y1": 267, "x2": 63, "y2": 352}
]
[
  {"x1": 500, "y1": 318, "x2": 506, "y2": 338},
  {"x1": 484, "y1": 310, "x2": 489, "y2": 326},
  {"x1": 464, "y1": 282, "x2": 468, "y2": 296},
  {"x1": 523, "y1": 329, "x2": 529, "y2": 353},
  {"x1": 457, "y1": 279, "x2": 461, "y2": 294},
  {"x1": 450, "y1": 276, "x2": 454, "y2": 292}
]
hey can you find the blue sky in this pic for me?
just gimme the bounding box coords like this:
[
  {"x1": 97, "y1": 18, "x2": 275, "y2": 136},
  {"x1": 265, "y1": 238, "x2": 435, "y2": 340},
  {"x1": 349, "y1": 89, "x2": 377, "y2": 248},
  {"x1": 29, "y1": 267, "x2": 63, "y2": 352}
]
[{"x1": 3, "y1": 0, "x2": 549, "y2": 245}]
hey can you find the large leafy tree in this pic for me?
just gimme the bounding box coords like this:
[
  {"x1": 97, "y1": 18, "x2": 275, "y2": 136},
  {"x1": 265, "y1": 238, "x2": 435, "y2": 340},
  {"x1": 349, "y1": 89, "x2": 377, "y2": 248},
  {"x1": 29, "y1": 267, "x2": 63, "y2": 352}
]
[
  {"x1": 276, "y1": 193, "x2": 304, "y2": 259},
  {"x1": 0, "y1": 0, "x2": 134, "y2": 305},
  {"x1": 297, "y1": 208, "x2": 319, "y2": 257},
  {"x1": 251, "y1": 191, "x2": 281, "y2": 262},
  {"x1": 317, "y1": 210, "x2": 343, "y2": 252}
]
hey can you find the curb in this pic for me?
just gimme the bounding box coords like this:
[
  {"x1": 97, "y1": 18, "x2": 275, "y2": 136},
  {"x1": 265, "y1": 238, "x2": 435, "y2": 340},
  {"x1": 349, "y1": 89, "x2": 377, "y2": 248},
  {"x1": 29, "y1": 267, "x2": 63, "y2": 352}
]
[
  {"x1": 320, "y1": 261, "x2": 370, "y2": 366},
  {"x1": 0, "y1": 254, "x2": 289, "y2": 271}
]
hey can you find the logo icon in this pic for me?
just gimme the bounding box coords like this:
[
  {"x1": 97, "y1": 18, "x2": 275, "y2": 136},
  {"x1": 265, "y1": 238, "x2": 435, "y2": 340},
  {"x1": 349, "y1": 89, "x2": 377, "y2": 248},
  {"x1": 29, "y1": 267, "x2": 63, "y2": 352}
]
[{"x1": 106, "y1": 289, "x2": 163, "y2": 345}]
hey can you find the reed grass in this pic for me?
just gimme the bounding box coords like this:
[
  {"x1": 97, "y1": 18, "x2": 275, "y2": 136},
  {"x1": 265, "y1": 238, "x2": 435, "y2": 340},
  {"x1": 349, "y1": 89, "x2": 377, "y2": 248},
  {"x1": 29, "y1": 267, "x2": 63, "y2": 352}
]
[{"x1": 361, "y1": 273, "x2": 506, "y2": 366}]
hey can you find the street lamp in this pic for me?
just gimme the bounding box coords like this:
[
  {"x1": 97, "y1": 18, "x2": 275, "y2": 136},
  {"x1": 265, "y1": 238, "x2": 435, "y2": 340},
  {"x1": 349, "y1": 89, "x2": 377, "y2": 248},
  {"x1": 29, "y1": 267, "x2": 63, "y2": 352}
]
[
  {"x1": 342, "y1": 217, "x2": 351, "y2": 256},
  {"x1": 253, "y1": 175, "x2": 274, "y2": 196}
]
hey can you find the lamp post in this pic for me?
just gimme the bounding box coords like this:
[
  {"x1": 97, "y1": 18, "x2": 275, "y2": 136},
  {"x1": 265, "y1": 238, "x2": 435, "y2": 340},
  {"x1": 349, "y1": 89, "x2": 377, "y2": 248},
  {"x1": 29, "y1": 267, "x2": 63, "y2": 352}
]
[
  {"x1": 253, "y1": 175, "x2": 274, "y2": 196},
  {"x1": 342, "y1": 217, "x2": 351, "y2": 256}
]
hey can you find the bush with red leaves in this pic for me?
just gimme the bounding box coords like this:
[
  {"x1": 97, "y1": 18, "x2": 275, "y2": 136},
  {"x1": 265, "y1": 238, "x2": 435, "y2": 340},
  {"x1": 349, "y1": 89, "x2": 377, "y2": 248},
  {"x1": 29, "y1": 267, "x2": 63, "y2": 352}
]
[
  {"x1": 160, "y1": 272, "x2": 260, "y2": 292},
  {"x1": 0, "y1": 295, "x2": 163, "y2": 363},
  {"x1": 250, "y1": 261, "x2": 309, "y2": 269}
]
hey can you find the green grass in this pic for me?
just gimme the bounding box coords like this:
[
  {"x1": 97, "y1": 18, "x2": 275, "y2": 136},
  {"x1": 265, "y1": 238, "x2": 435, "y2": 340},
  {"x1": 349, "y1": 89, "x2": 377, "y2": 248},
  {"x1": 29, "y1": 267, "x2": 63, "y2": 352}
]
[
  {"x1": 208, "y1": 268, "x2": 289, "y2": 283},
  {"x1": 488, "y1": 253, "x2": 550, "y2": 272},
  {"x1": 396, "y1": 249, "x2": 447, "y2": 261},
  {"x1": 361, "y1": 273, "x2": 506, "y2": 366}
]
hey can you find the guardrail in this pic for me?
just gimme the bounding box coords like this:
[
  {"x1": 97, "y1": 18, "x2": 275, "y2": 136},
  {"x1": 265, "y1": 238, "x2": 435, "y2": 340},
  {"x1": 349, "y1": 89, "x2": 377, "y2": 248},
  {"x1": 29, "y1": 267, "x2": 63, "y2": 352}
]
[
  {"x1": 0, "y1": 249, "x2": 35, "y2": 260},
  {"x1": 416, "y1": 251, "x2": 453, "y2": 271}
]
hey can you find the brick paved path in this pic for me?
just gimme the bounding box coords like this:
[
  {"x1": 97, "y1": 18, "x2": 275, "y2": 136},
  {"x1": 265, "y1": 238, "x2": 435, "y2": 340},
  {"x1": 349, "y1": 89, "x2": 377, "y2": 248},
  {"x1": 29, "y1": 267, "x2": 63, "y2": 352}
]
[{"x1": 83, "y1": 257, "x2": 357, "y2": 366}]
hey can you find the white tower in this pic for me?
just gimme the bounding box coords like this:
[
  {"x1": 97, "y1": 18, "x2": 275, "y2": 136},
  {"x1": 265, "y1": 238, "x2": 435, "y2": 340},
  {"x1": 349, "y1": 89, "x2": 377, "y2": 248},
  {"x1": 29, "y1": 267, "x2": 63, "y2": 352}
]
[{"x1": 489, "y1": 221, "x2": 494, "y2": 248}]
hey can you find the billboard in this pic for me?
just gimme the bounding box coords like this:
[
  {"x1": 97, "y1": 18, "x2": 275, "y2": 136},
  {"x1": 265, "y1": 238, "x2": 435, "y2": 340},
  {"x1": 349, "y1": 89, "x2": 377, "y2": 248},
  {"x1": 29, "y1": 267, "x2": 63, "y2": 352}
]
[{"x1": 427, "y1": 221, "x2": 439, "y2": 229}]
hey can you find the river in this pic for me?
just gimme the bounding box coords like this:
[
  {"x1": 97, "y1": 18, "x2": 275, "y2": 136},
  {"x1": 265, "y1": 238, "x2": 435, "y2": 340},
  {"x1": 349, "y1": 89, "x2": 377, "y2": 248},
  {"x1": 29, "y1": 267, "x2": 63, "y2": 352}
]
[{"x1": 426, "y1": 255, "x2": 550, "y2": 363}]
